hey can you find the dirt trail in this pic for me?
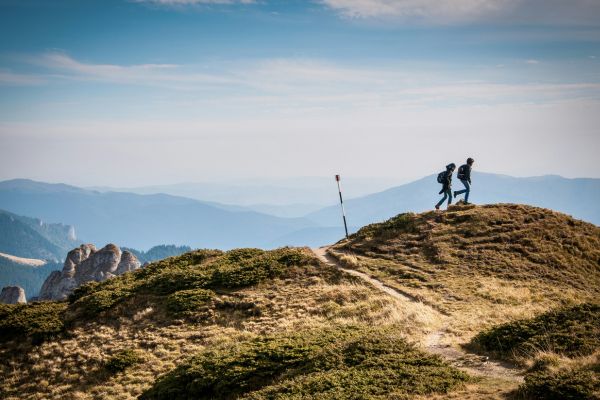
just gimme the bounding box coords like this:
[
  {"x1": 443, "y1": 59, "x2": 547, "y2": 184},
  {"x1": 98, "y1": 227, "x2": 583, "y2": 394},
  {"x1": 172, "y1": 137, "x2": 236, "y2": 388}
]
[{"x1": 312, "y1": 246, "x2": 523, "y2": 383}]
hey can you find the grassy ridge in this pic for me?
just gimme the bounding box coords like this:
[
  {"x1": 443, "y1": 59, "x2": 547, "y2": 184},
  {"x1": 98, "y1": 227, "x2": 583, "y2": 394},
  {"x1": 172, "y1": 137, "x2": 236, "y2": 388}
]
[
  {"x1": 68, "y1": 247, "x2": 316, "y2": 318},
  {"x1": 341, "y1": 204, "x2": 600, "y2": 287},
  {"x1": 141, "y1": 325, "x2": 469, "y2": 400},
  {"x1": 0, "y1": 247, "x2": 322, "y2": 344},
  {"x1": 330, "y1": 204, "x2": 600, "y2": 398},
  {"x1": 6, "y1": 245, "x2": 416, "y2": 400},
  {"x1": 330, "y1": 204, "x2": 600, "y2": 338}
]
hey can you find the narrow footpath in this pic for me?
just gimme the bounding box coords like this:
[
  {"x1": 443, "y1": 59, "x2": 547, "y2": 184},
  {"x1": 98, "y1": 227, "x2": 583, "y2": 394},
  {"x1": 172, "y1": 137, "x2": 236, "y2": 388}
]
[{"x1": 312, "y1": 246, "x2": 523, "y2": 383}]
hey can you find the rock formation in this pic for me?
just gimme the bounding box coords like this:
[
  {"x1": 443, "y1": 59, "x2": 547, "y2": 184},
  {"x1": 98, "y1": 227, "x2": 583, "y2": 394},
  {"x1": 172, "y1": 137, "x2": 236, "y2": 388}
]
[
  {"x1": 0, "y1": 286, "x2": 27, "y2": 304},
  {"x1": 38, "y1": 244, "x2": 141, "y2": 301}
]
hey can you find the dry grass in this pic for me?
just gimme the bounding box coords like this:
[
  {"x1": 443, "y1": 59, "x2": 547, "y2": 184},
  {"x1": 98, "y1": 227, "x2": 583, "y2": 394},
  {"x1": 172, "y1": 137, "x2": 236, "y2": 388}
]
[
  {"x1": 0, "y1": 250, "x2": 442, "y2": 400},
  {"x1": 330, "y1": 203, "x2": 600, "y2": 343},
  {"x1": 3, "y1": 204, "x2": 597, "y2": 399}
]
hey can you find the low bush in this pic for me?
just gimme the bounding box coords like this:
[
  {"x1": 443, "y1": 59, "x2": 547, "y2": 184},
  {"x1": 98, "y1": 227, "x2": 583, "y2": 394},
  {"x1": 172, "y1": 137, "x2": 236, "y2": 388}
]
[
  {"x1": 0, "y1": 302, "x2": 67, "y2": 344},
  {"x1": 470, "y1": 303, "x2": 600, "y2": 359},
  {"x1": 140, "y1": 325, "x2": 468, "y2": 400},
  {"x1": 166, "y1": 289, "x2": 215, "y2": 315},
  {"x1": 519, "y1": 361, "x2": 600, "y2": 400},
  {"x1": 354, "y1": 213, "x2": 419, "y2": 239},
  {"x1": 105, "y1": 348, "x2": 144, "y2": 373}
]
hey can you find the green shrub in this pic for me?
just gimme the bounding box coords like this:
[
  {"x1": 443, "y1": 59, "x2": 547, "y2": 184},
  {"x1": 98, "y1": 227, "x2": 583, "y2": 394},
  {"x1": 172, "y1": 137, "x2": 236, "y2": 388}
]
[
  {"x1": 141, "y1": 268, "x2": 212, "y2": 295},
  {"x1": 68, "y1": 280, "x2": 101, "y2": 303},
  {"x1": 135, "y1": 249, "x2": 224, "y2": 280},
  {"x1": 166, "y1": 289, "x2": 215, "y2": 315},
  {"x1": 105, "y1": 348, "x2": 144, "y2": 373},
  {"x1": 0, "y1": 302, "x2": 67, "y2": 344},
  {"x1": 72, "y1": 287, "x2": 135, "y2": 317},
  {"x1": 140, "y1": 325, "x2": 468, "y2": 400},
  {"x1": 470, "y1": 303, "x2": 600, "y2": 359},
  {"x1": 354, "y1": 213, "x2": 419, "y2": 239},
  {"x1": 519, "y1": 363, "x2": 600, "y2": 400}
]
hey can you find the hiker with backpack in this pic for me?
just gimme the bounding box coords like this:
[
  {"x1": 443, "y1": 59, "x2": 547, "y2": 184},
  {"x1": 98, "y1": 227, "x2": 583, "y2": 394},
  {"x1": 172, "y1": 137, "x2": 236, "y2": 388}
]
[
  {"x1": 435, "y1": 163, "x2": 456, "y2": 210},
  {"x1": 454, "y1": 158, "x2": 474, "y2": 204}
]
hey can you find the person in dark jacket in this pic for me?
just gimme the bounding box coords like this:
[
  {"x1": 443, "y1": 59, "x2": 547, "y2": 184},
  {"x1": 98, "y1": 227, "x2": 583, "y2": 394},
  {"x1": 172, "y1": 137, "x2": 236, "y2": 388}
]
[
  {"x1": 435, "y1": 163, "x2": 456, "y2": 210},
  {"x1": 454, "y1": 158, "x2": 474, "y2": 204}
]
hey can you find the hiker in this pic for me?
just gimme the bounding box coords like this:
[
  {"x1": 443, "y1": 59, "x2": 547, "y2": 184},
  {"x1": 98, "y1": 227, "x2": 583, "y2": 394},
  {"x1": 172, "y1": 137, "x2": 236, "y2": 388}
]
[
  {"x1": 454, "y1": 158, "x2": 474, "y2": 204},
  {"x1": 435, "y1": 163, "x2": 456, "y2": 210}
]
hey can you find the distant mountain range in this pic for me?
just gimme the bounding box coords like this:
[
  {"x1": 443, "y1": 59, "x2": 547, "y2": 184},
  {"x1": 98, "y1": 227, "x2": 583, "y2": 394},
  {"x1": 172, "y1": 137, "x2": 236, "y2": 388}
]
[
  {"x1": 1, "y1": 174, "x2": 598, "y2": 256},
  {"x1": 0, "y1": 208, "x2": 78, "y2": 262},
  {"x1": 0, "y1": 206, "x2": 195, "y2": 298},
  {"x1": 307, "y1": 172, "x2": 600, "y2": 229},
  {"x1": 87, "y1": 177, "x2": 402, "y2": 218},
  {"x1": 0, "y1": 179, "x2": 321, "y2": 250}
]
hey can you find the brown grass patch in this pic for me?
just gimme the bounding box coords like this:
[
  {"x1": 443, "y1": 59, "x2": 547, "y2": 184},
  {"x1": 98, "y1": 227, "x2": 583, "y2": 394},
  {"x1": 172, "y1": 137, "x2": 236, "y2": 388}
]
[
  {"x1": 0, "y1": 250, "x2": 440, "y2": 400},
  {"x1": 330, "y1": 204, "x2": 600, "y2": 342}
]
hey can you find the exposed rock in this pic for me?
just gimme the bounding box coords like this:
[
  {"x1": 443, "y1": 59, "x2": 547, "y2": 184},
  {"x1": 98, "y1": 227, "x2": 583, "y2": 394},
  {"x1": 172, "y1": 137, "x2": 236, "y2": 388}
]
[
  {"x1": 38, "y1": 244, "x2": 141, "y2": 301},
  {"x1": 0, "y1": 286, "x2": 27, "y2": 304}
]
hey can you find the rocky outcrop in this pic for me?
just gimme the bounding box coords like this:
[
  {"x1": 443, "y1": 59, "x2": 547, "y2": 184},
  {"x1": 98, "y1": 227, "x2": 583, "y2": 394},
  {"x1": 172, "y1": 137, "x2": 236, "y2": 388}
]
[
  {"x1": 0, "y1": 286, "x2": 27, "y2": 304},
  {"x1": 38, "y1": 244, "x2": 141, "y2": 301}
]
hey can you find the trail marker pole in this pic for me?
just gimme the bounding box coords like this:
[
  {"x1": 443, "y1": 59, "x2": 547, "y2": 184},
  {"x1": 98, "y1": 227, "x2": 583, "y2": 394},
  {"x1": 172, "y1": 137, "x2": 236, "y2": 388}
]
[{"x1": 335, "y1": 174, "x2": 349, "y2": 239}]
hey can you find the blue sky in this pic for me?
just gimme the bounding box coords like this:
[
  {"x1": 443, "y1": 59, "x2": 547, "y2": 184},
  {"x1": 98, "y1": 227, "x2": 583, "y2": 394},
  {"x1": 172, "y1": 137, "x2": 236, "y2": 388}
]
[{"x1": 1, "y1": 0, "x2": 599, "y2": 186}]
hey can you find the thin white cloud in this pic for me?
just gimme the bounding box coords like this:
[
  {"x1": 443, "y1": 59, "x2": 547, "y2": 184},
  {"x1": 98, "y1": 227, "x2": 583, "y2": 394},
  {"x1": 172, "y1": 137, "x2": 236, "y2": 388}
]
[
  {"x1": 321, "y1": 0, "x2": 510, "y2": 22},
  {"x1": 9, "y1": 52, "x2": 600, "y2": 109},
  {"x1": 28, "y1": 52, "x2": 238, "y2": 89},
  {"x1": 320, "y1": 0, "x2": 600, "y2": 25}
]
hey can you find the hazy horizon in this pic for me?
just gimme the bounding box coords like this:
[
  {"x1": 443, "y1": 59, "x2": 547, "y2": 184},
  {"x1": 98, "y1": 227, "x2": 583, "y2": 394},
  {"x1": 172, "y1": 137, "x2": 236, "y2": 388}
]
[{"x1": 2, "y1": 170, "x2": 600, "y2": 190}]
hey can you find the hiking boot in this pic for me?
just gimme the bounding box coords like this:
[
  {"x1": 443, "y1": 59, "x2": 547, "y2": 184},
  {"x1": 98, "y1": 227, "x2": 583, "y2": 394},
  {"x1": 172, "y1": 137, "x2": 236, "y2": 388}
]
[
  {"x1": 435, "y1": 205, "x2": 440, "y2": 210},
  {"x1": 453, "y1": 191, "x2": 458, "y2": 197}
]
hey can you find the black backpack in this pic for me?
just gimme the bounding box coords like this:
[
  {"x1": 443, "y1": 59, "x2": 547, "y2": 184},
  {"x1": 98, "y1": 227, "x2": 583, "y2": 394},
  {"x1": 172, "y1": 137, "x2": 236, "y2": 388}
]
[
  {"x1": 437, "y1": 171, "x2": 446, "y2": 184},
  {"x1": 457, "y1": 165, "x2": 467, "y2": 180}
]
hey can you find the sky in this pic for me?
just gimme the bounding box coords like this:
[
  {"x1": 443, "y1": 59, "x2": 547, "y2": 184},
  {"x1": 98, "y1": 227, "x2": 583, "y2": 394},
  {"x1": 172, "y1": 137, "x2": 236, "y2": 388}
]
[{"x1": 1, "y1": 0, "x2": 599, "y2": 187}]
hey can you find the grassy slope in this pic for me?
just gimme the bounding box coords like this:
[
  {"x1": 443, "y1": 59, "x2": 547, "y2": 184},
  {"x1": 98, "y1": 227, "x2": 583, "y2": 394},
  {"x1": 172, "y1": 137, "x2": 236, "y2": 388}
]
[
  {"x1": 330, "y1": 203, "x2": 600, "y2": 340},
  {"x1": 141, "y1": 325, "x2": 467, "y2": 400},
  {"x1": 3, "y1": 203, "x2": 598, "y2": 400},
  {"x1": 472, "y1": 303, "x2": 600, "y2": 399},
  {"x1": 0, "y1": 247, "x2": 468, "y2": 400},
  {"x1": 330, "y1": 203, "x2": 600, "y2": 399},
  {"x1": 471, "y1": 303, "x2": 600, "y2": 360}
]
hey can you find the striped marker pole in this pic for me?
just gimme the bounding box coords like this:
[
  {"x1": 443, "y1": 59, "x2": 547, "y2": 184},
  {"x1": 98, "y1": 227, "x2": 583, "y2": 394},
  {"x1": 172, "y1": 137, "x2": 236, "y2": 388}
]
[{"x1": 335, "y1": 174, "x2": 349, "y2": 239}]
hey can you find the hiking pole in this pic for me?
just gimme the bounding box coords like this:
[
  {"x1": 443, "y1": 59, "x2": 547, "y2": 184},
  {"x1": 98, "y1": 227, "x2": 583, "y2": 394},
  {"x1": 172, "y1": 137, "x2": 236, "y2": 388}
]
[{"x1": 335, "y1": 174, "x2": 349, "y2": 239}]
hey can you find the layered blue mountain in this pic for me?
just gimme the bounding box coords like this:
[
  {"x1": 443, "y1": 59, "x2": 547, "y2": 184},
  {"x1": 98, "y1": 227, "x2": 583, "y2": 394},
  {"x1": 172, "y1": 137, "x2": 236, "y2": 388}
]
[
  {"x1": 0, "y1": 208, "x2": 78, "y2": 262},
  {"x1": 307, "y1": 173, "x2": 600, "y2": 229},
  {"x1": 0, "y1": 179, "x2": 318, "y2": 250}
]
